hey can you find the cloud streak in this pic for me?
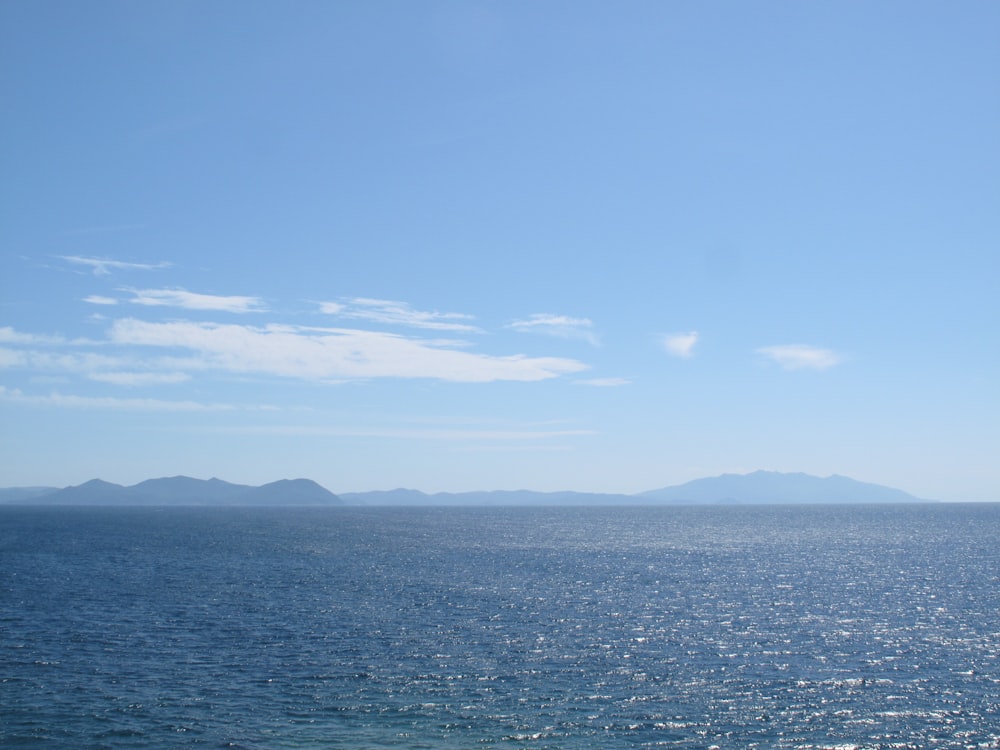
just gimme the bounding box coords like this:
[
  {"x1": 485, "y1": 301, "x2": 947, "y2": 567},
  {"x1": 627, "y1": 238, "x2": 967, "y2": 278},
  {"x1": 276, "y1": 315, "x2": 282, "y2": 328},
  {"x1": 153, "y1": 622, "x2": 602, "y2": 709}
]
[
  {"x1": 0, "y1": 385, "x2": 234, "y2": 411},
  {"x1": 663, "y1": 332, "x2": 698, "y2": 358},
  {"x1": 127, "y1": 288, "x2": 266, "y2": 313},
  {"x1": 320, "y1": 298, "x2": 480, "y2": 332},
  {"x1": 62, "y1": 256, "x2": 171, "y2": 275},
  {"x1": 83, "y1": 295, "x2": 118, "y2": 306},
  {"x1": 88, "y1": 371, "x2": 192, "y2": 386},
  {"x1": 109, "y1": 319, "x2": 588, "y2": 383},
  {"x1": 1, "y1": 326, "x2": 202, "y2": 387},
  {"x1": 757, "y1": 344, "x2": 842, "y2": 370},
  {"x1": 508, "y1": 314, "x2": 599, "y2": 345},
  {"x1": 0, "y1": 347, "x2": 140, "y2": 374},
  {"x1": 0, "y1": 327, "x2": 67, "y2": 345}
]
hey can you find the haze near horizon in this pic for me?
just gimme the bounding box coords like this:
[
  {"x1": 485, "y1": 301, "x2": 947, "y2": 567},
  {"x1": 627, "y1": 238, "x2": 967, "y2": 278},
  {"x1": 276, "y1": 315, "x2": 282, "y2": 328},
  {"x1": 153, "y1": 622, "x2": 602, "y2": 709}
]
[{"x1": 1, "y1": 2, "x2": 997, "y2": 501}]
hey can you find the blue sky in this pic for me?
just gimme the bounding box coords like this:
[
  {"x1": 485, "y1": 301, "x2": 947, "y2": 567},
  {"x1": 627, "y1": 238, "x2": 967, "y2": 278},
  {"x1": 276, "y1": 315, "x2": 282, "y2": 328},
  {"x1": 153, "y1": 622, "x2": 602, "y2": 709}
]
[{"x1": 1, "y1": 1, "x2": 997, "y2": 500}]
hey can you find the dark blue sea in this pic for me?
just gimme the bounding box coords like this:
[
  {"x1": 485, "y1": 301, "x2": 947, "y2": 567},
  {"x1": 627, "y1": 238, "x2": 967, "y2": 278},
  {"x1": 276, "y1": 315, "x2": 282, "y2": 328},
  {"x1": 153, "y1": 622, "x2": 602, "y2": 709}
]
[{"x1": 2, "y1": 504, "x2": 999, "y2": 748}]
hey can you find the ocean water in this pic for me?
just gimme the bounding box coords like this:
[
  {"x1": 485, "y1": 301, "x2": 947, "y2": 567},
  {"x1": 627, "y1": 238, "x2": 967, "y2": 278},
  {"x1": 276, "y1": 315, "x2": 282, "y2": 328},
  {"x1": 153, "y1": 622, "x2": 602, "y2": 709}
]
[{"x1": 2, "y1": 504, "x2": 999, "y2": 748}]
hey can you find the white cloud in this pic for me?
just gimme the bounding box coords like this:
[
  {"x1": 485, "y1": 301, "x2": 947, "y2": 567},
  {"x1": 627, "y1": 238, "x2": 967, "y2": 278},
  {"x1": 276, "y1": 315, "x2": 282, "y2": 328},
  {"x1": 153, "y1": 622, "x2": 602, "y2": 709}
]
[
  {"x1": 62, "y1": 256, "x2": 171, "y2": 275},
  {"x1": 0, "y1": 347, "x2": 27, "y2": 367},
  {"x1": 109, "y1": 318, "x2": 588, "y2": 383},
  {"x1": 0, "y1": 327, "x2": 66, "y2": 345},
  {"x1": 127, "y1": 288, "x2": 266, "y2": 313},
  {"x1": 320, "y1": 298, "x2": 480, "y2": 332},
  {"x1": 1, "y1": 312, "x2": 590, "y2": 389},
  {"x1": 1, "y1": 336, "x2": 193, "y2": 385},
  {"x1": 663, "y1": 331, "x2": 698, "y2": 358},
  {"x1": 88, "y1": 371, "x2": 191, "y2": 386},
  {"x1": 83, "y1": 295, "x2": 119, "y2": 306},
  {"x1": 757, "y1": 344, "x2": 842, "y2": 370},
  {"x1": 576, "y1": 377, "x2": 632, "y2": 387},
  {"x1": 1, "y1": 348, "x2": 137, "y2": 375},
  {"x1": 508, "y1": 314, "x2": 599, "y2": 345},
  {"x1": 0, "y1": 385, "x2": 234, "y2": 411}
]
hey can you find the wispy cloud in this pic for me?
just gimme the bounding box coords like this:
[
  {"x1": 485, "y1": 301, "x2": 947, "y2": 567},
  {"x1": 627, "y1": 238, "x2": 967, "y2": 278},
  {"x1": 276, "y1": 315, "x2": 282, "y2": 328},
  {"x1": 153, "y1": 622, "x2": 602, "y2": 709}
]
[
  {"x1": 88, "y1": 371, "x2": 191, "y2": 386},
  {"x1": 127, "y1": 288, "x2": 266, "y2": 313},
  {"x1": 508, "y1": 314, "x2": 599, "y2": 345},
  {"x1": 110, "y1": 318, "x2": 588, "y2": 383},
  {"x1": 320, "y1": 298, "x2": 480, "y2": 332},
  {"x1": 0, "y1": 327, "x2": 67, "y2": 345},
  {"x1": 2, "y1": 315, "x2": 590, "y2": 388},
  {"x1": 757, "y1": 344, "x2": 842, "y2": 370},
  {"x1": 576, "y1": 377, "x2": 632, "y2": 387},
  {"x1": 663, "y1": 331, "x2": 698, "y2": 358},
  {"x1": 0, "y1": 385, "x2": 234, "y2": 411},
  {"x1": 1, "y1": 348, "x2": 133, "y2": 374},
  {"x1": 1, "y1": 328, "x2": 195, "y2": 385},
  {"x1": 62, "y1": 256, "x2": 171, "y2": 275},
  {"x1": 83, "y1": 295, "x2": 118, "y2": 306},
  {"x1": 0, "y1": 348, "x2": 27, "y2": 367}
]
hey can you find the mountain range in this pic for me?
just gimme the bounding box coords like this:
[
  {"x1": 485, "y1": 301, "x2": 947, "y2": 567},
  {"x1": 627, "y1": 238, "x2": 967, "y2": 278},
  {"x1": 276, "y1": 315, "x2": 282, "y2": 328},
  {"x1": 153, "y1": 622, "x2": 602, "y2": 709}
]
[
  {"x1": 0, "y1": 477, "x2": 342, "y2": 506},
  {"x1": 0, "y1": 471, "x2": 932, "y2": 506}
]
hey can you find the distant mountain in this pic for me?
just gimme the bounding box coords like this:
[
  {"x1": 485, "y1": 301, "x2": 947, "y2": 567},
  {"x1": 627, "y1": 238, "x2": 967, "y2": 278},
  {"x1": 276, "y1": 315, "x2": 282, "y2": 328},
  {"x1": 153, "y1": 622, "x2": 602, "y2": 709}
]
[
  {"x1": 128, "y1": 476, "x2": 250, "y2": 504},
  {"x1": 0, "y1": 486, "x2": 60, "y2": 504},
  {"x1": 1, "y1": 471, "x2": 930, "y2": 507},
  {"x1": 344, "y1": 472, "x2": 929, "y2": 506},
  {"x1": 41, "y1": 478, "x2": 133, "y2": 505},
  {"x1": 638, "y1": 470, "x2": 928, "y2": 504},
  {"x1": 8, "y1": 476, "x2": 342, "y2": 506},
  {"x1": 238, "y1": 479, "x2": 340, "y2": 506}
]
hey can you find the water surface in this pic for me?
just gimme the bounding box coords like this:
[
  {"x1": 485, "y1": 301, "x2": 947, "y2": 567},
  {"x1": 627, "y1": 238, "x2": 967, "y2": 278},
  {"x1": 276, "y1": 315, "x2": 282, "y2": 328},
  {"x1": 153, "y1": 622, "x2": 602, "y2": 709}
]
[{"x1": 2, "y1": 504, "x2": 998, "y2": 747}]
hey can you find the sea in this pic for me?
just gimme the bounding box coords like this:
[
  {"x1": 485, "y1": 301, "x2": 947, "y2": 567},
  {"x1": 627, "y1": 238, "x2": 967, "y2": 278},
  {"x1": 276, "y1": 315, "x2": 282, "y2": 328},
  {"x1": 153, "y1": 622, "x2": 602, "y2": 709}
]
[{"x1": 1, "y1": 503, "x2": 998, "y2": 749}]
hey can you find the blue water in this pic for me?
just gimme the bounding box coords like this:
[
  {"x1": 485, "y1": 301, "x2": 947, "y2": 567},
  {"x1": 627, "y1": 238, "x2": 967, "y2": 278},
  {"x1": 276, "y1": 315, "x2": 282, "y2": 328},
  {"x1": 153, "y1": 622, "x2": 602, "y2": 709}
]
[{"x1": 2, "y1": 504, "x2": 999, "y2": 748}]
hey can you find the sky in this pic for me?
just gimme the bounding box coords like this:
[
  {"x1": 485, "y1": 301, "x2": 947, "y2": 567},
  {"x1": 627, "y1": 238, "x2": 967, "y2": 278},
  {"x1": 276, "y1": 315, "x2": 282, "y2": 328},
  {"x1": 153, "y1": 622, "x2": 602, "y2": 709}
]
[{"x1": 1, "y1": 1, "x2": 998, "y2": 501}]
